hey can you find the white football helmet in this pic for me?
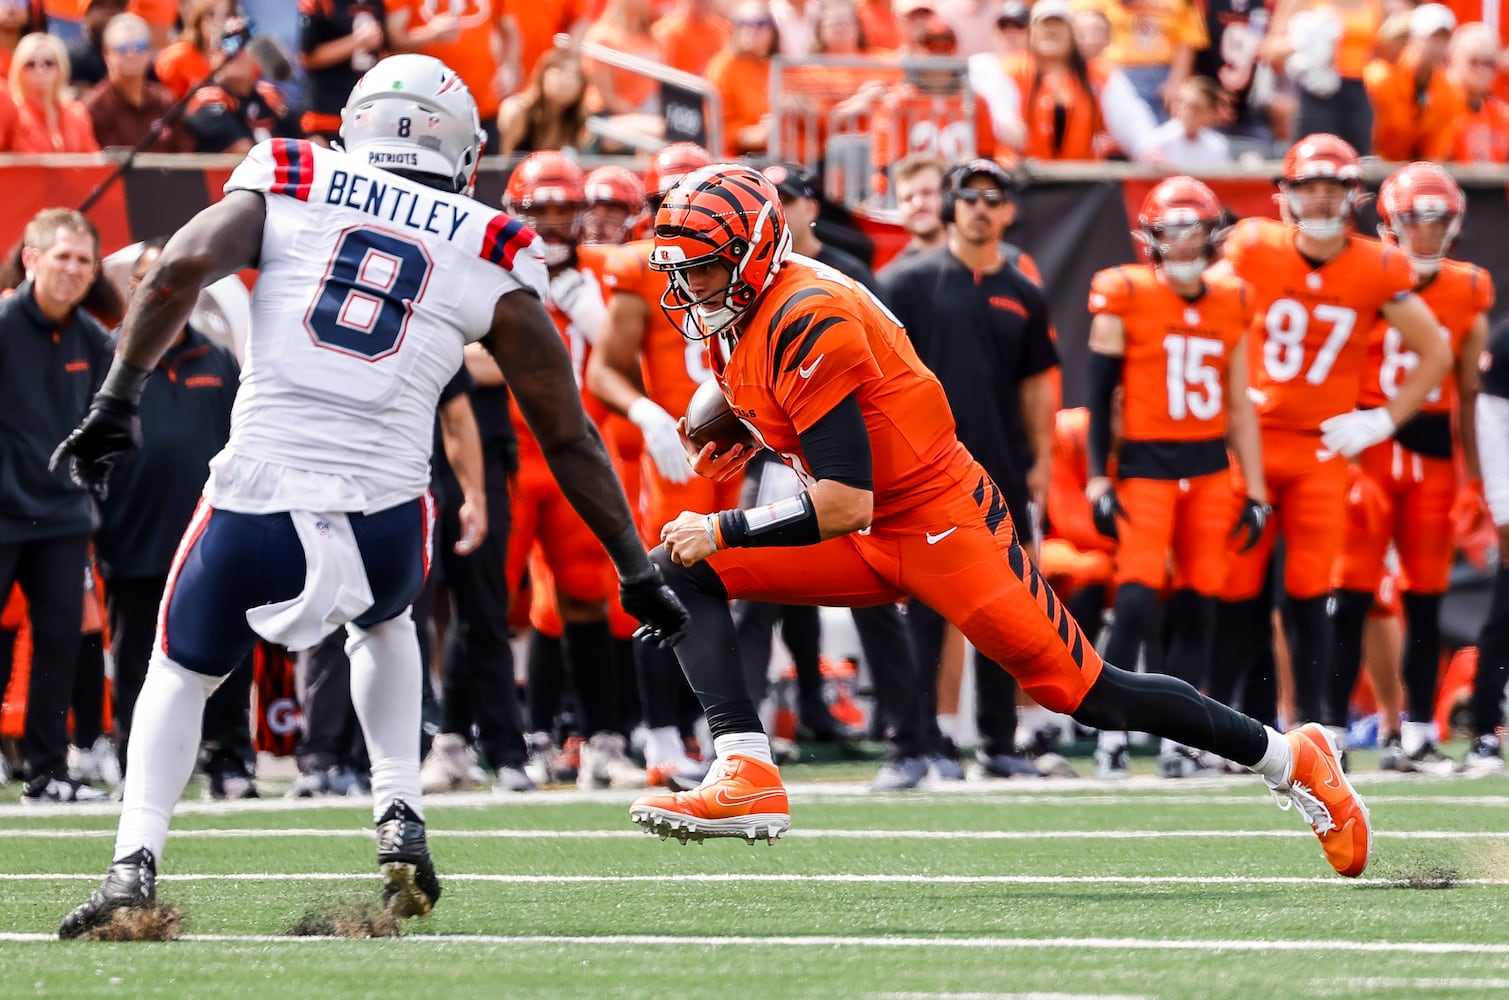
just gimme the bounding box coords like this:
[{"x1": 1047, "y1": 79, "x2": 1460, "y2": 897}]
[{"x1": 339, "y1": 54, "x2": 485, "y2": 196}]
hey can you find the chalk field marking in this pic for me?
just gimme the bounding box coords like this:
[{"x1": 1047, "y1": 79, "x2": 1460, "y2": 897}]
[{"x1": 5, "y1": 827, "x2": 1502, "y2": 841}]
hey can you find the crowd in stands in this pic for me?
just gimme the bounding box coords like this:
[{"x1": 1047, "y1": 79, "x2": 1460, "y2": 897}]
[{"x1": 0, "y1": 0, "x2": 1505, "y2": 168}]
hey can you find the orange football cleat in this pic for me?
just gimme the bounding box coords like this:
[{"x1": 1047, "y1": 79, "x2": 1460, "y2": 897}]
[
  {"x1": 629, "y1": 753, "x2": 790, "y2": 845},
  {"x1": 1267, "y1": 723, "x2": 1372, "y2": 877}
]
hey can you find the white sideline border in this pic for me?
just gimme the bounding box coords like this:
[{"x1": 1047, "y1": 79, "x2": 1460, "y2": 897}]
[
  {"x1": 6, "y1": 931, "x2": 1509, "y2": 954},
  {"x1": 11, "y1": 872, "x2": 1509, "y2": 886}
]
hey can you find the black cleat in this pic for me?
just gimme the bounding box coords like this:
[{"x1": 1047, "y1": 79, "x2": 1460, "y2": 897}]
[
  {"x1": 375, "y1": 800, "x2": 441, "y2": 919},
  {"x1": 59, "y1": 848, "x2": 157, "y2": 939}
]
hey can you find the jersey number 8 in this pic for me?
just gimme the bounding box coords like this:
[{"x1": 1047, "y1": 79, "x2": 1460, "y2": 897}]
[{"x1": 306, "y1": 228, "x2": 433, "y2": 361}]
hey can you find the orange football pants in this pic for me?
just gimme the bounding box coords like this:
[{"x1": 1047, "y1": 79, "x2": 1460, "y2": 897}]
[
  {"x1": 705, "y1": 469, "x2": 1104, "y2": 714},
  {"x1": 505, "y1": 455, "x2": 613, "y2": 605},
  {"x1": 1222, "y1": 427, "x2": 1348, "y2": 601},
  {"x1": 1332, "y1": 441, "x2": 1456, "y2": 595},
  {"x1": 1114, "y1": 472, "x2": 1234, "y2": 594}
]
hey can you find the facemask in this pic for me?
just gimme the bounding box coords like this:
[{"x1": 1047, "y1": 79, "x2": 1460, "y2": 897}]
[{"x1": 1163, "y1": 257, "x2": 1206, "y2": 282}]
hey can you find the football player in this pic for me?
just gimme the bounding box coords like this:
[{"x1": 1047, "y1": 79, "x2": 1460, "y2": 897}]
[
  {"x1": 1086, "y1": 176, "x2": 1268, "y2": 779},
  {"x1": 1329, "y1": 162, "x2": 1492, "y2": 772},
  {"x1": 51, "y1": 55, "x2": 686, "y2": 938},
  {"x1": 1210, "y1": 134, "x2": 1450, "y2": 737},
  {"x1": 633, "y1": 162, "x2": 1372, "y2": 881},
  {"x1": 582, "y1": 165, "x2": 648, "y2": 247}
]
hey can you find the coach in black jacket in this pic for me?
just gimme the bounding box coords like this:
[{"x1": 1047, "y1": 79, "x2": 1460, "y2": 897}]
[{"x1": 0, "y1": 210, "x2": 114, "y2": 803}]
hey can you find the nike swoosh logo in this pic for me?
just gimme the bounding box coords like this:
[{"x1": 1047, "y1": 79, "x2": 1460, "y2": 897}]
[
  {"x1": 798, "y1": 354, "x2": 825, "y2": 379},
  {"x1": 712, "y1": 788, "x2": 787, "y2": 807},
  {"x1": 925, "y1": 527, "x2": 958, "y2": 545}
]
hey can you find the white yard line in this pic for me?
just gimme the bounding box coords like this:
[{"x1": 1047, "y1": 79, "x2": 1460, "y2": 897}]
[
  {"x1": 10, "y1": 872, "x2": 1509, "y2": 886},
  {"x1": 1311, "y1": 978, "x2": 1509, "y2": 993},
  {"x1": 6, "y1": 931, "x2": 1509, "y2": 954},
  {"x1": 4, "y1": 827, "x2": 1503, "y2": 840}
]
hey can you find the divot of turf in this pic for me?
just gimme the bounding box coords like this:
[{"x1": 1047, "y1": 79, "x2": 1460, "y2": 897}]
[
  {"x1": 288, "y1": 901, "x2": 402, "y2": 938},
  {"x1": 78, "y1": 904, "x2": 184, "y2": 941}
]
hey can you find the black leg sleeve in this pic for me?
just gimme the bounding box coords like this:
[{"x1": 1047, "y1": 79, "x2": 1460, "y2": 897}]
[
  {"x1": 780, "y1": 604, "x2": 826, "y2": 718},
  {"x1": 652, "y1": 546, "x2": 761, "y2": 737},
  {"x1": 1208, "y1": 597, "x2": 1259, "y2": 708},
  {"x1": 561, "y1": 619, "x2": 616, "y2": 737},
  {"x1": 1162, "y1": 589, "x2": 1215, "y2": 690},
  {"x1": 972, "y1": 652, "x2": 1020, "y2": 757},
  {"x1": 1066, "y1": 585, "x2": 1109, "y2": 649},
  {"x1": 70, "y1": 632, "x2": 105, "y2": 749},
  {"x1": 525, "y1": 631, "x2": 564, "y2": 734},
  {"x1": 1287, "y1": 595, "x2": 1331, "y2": 727},
  {"x1": 1073, "y1": 663, "x2": 1269, "y2": 766},
  {"x1": 733, "y1": 600, "x2": 782, "y2": 705},
  {"x1": 1103, "y1": 582, "x2": 1159, "y2": 677},
  {"x1": 1399, "y1": 591, "x2": 1442, "y2": 724},
  {"x1": 1326, "y1": 589, "x2": 1373, "y2": 730},
  {"x1": 635, "y1": 640, "x2": 688, "y2": 729},
  {"x1": 1472, "y1": 565, "x2": 1509, "y2": 736},
  {"x1": 906, "y1": 600, "x2": 947, "y2": 754}
]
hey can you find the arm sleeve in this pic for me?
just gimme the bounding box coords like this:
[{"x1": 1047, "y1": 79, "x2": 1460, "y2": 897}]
[
  {"x1": 795, "y1": 392, "x2": 873, "y2": 491},
  {"x1": 1086, "y1": 352, "x2": 1123, "y2": 479}
]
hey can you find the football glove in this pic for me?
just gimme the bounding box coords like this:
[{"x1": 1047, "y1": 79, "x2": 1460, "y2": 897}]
[
  {"x1": 620, "y1": 564, "x2": 690, "y2": 648},
  {"x1": 1232, "y1": 496, "x2": 1272, "y2": 553},
  {"x1": 629, "y1": 397, "x2": 693, "y2": 484},
  {"x1": 1319, "y1": 408, "x2": 1395, "y2": 459},
  {"x1": 48, "y1": 360, "x2": 150, "y2": 503},
  {"x1": 548, "y1": 268, "x2": 608, "y2": 343},
  {"x1": 1090, "y1": 488, "x2": 1127, "y2": 542}
]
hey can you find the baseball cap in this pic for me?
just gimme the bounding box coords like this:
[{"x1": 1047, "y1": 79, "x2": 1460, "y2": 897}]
[
  {"x1": 1409, "y1": 3, "x2": 1456, "y2": 37},
  {"x1": 952, "y1": 157, "x2": 1018, "y2": 194},
  {"x1": 1030, "y1": 0, "x2": 1073, "y2": 23},
  {"x1": 762, "y1": 162, "x2": 818, "y2": 201},
  {"x1": 996, "y1": 0, "x2": 1030, "y2": 28},
  {"x1": 894, "y1": 0, "x2": 936, "y2": 16}
]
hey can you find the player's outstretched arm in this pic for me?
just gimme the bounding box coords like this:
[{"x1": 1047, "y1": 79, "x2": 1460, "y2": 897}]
[
  {"x1": 484, "y1": 287, "x2": 689, "y2": 645},
  {"x1": 117, "y1": 190, "x2": 266, "y2": 370}
]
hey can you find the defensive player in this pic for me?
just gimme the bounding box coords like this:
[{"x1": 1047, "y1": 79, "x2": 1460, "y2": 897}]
[
  {"x1": 1210, "y1": 134, "x2": 1451, "y2": 734},
  {"x1": 1086, "y1": 176, "x2": 1269, "y2": 778},
  {"x1": 51, "y1": 55, "x2": 686, "y2": 938},
  {"x1": 631, "y1": 163, "x2": 1372, "y2": 880},
  {"x1": 1328, "y1": 162, "x2": 1491, "y2": 772}
]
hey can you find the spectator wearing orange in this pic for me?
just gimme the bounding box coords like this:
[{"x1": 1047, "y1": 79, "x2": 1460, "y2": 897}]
[
  {"x1": 1365, "y1": 3, "x2": 1466, "y2": 160},
  {"x1": 870, "y1": 19, "x2": 995, "y2": 193},
  {"x1": 508, "y1": 0, "x2": 588, "y2": 92},
  {"x1": 772, "y1": 0, "x2": 899, "y2": 160},
  {"x1": 855, "y1": 0, "x2": 899, "y2": 49},
  {"x1": 8, "y1": 32, "x2": 98, "y2": 152},
  {"x1": 652, "y1": 0, "x2": 728, "y2": 75},
  {"x1": 705, "y1": 0, "x2": 779, "y2": 156},
  {"x1": 81, "y1": 12, "x2": 191, "y2": 150},
  {"x1": 1448, "y1": 21, "x2": 1509, "y2": 161},
  {"x1": 995, "y1": 0, "x2": 1159, "y2": 161},
  {"x1": 582, "y1": 0, "x2": 662, "y2": 116},
  {"x1": 127, "y1": 0, "x2": 174, "y2": 47},
  {"x1": 298, "y1": 0, "x2": 388, "y2": 145},
  {"x1": 1266, "y1": 0, "x2": 1383, "y2": 153},
  {"x1": 497, "y1": 43, "x2": 589, "y2": 153},
  {"x1": 388, "y1": 0, "x2": 515, "y2": 152},
  {"x1": 181, "y1": 34, "x2": 295, "y2": 153},
  {"x1": 967, "y1": 0, "x2": 1028, "y2": 143},
  {"x1": 0, "y1": 0, "x2": 46, "y2": 80},
  {"x1": 154, "y1": 0, "x2": 233, "y2": 100},
  {"x1": 43, "y1": 0, "x2": 87, "y2": 40},
  {"x1": 1085, "y1": 0, "x2": 1207, "y2": 120}
]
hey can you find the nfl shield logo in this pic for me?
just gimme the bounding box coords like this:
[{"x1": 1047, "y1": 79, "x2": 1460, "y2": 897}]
[{"x1": 427, "y1": 114, "x2": 442, "y2": 131}]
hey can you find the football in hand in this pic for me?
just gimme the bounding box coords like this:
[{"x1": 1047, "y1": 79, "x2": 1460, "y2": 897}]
[{"x1": 684, "y1": 380, "x2": 754, "y2": 454}]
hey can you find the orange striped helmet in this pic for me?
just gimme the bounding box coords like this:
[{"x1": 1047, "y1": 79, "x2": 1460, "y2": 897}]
[
  {"x1": 648, "y1": 163, "x2": 792, "y2": 341},
  {"x1": 582, "y1": 165, "x2": 647, "y2": 244},
  {"x1": 1378, "y1": 161, "x2": 1464, "y2": 275}
]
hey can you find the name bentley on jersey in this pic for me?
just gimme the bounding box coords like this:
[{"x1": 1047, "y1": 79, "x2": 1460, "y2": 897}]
[{"x1": 326, "y1": 167, "x2": 471, "y2": 239}]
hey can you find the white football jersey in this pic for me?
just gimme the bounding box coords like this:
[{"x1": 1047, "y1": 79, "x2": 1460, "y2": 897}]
[{"x1": 205, "y1": 138, "x2": 548, "y2": 514}]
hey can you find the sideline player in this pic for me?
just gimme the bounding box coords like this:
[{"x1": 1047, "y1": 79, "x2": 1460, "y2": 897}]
[
  {"x1": 1328, "y1": 162, "x2": 1491, "y2": 771},
  {"x1": 631, "y1": 163, "x2": 1372, "y2": 880},
  {"x1": 51, "y1": 54, "x2": 686, "y2": 939},
  {"x1": 1085, "y1": 176, "x2": 1269, "y2": 778},
  {"x1": 1210, "y1": 134, "x2": 1451, "y2": 734}
]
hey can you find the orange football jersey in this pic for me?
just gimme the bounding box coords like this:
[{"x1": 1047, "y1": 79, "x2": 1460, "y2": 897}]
[
  {"x1": 714, "y1": 256, "x2": 975, "y2": 523},
  {"x1": 601, "y1": 238, "x2": 716, "y2": 418},
  {"x1": 1222, "y1": 217, "x2": 1415, "y2": 432},
  {"x1": 510, "y1": 244, "x2": 616, "y2": 458},
  {"x1": 1087, "y1": 264, "x2": 1249, "y2": 444},
  {"x1": 1357, "y1": 258, "x2": 1495, "y2": 414}
]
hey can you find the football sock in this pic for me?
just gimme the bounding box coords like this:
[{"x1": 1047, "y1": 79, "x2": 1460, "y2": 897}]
[
  {"x1": 1400, "y1": 592, "x2": 1443, "y2": 725},
  {"x1": 562, "y1": 620, "x2": 616, "y2": 737},
  {"x1": 1104, "y1": 582, "x2": 1158, "y2": 675},
  {"x1": 1162, "y1": 589, "x2": 1214, "y2": 689},
  {"x1": 1287, "y1": 595, "x2": 1331, "y2": 726},
  {"x1": 1400, "y1": 720, "x2": 1436, "y2": 757},
  {"x1": 115, "y1": 653, "x2": 223, "y2": 862},
  {"x1": 1325, "y1": 589, "x2": 1372, "y2": 730},
  {"x1": 1097, "y1": 729, "x2": 1128, "y2": 753},
  {"x1": 1471, "y1": 564, "x2": 1509, "y2": 735},
  {"x1": 1251, "y1": 726, "x2": 1294, "y2": 785},
  {"x1": 713, "y1": 732, "x2": 773, "y2": 767},
  {"x1": 645, "y1": 725, "x2": 685, "y2": 767},
  {"x1": 936, "y1": 713, "x2": 960, "y2": 744},
  {"x1": 347, "y1": 613, "x2": 424, "y2": 823}
]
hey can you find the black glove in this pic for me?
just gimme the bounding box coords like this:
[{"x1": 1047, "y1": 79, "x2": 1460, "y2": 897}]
[
  {"x1": 620, "y1": 564, "x2": 690, "y2": 648},
  {"x1": 1091, "y1": 488, "x2": 1127, "y2": 541},
  {"x1": 1232, "y1": 496, "x2": 1272, "y2": 553},
  {"x1": 48, "y1": 361, "x2": 151, "y2": 503}
]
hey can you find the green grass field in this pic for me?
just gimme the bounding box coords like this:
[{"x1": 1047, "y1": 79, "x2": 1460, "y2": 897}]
[{"x1": 4, "y1": 756, "x2": 1508, "y2": 999}]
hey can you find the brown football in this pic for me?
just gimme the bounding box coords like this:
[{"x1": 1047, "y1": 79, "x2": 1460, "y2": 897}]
[{"x1": 684, "y1": 379, "x2": 754, "y2": 454}]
